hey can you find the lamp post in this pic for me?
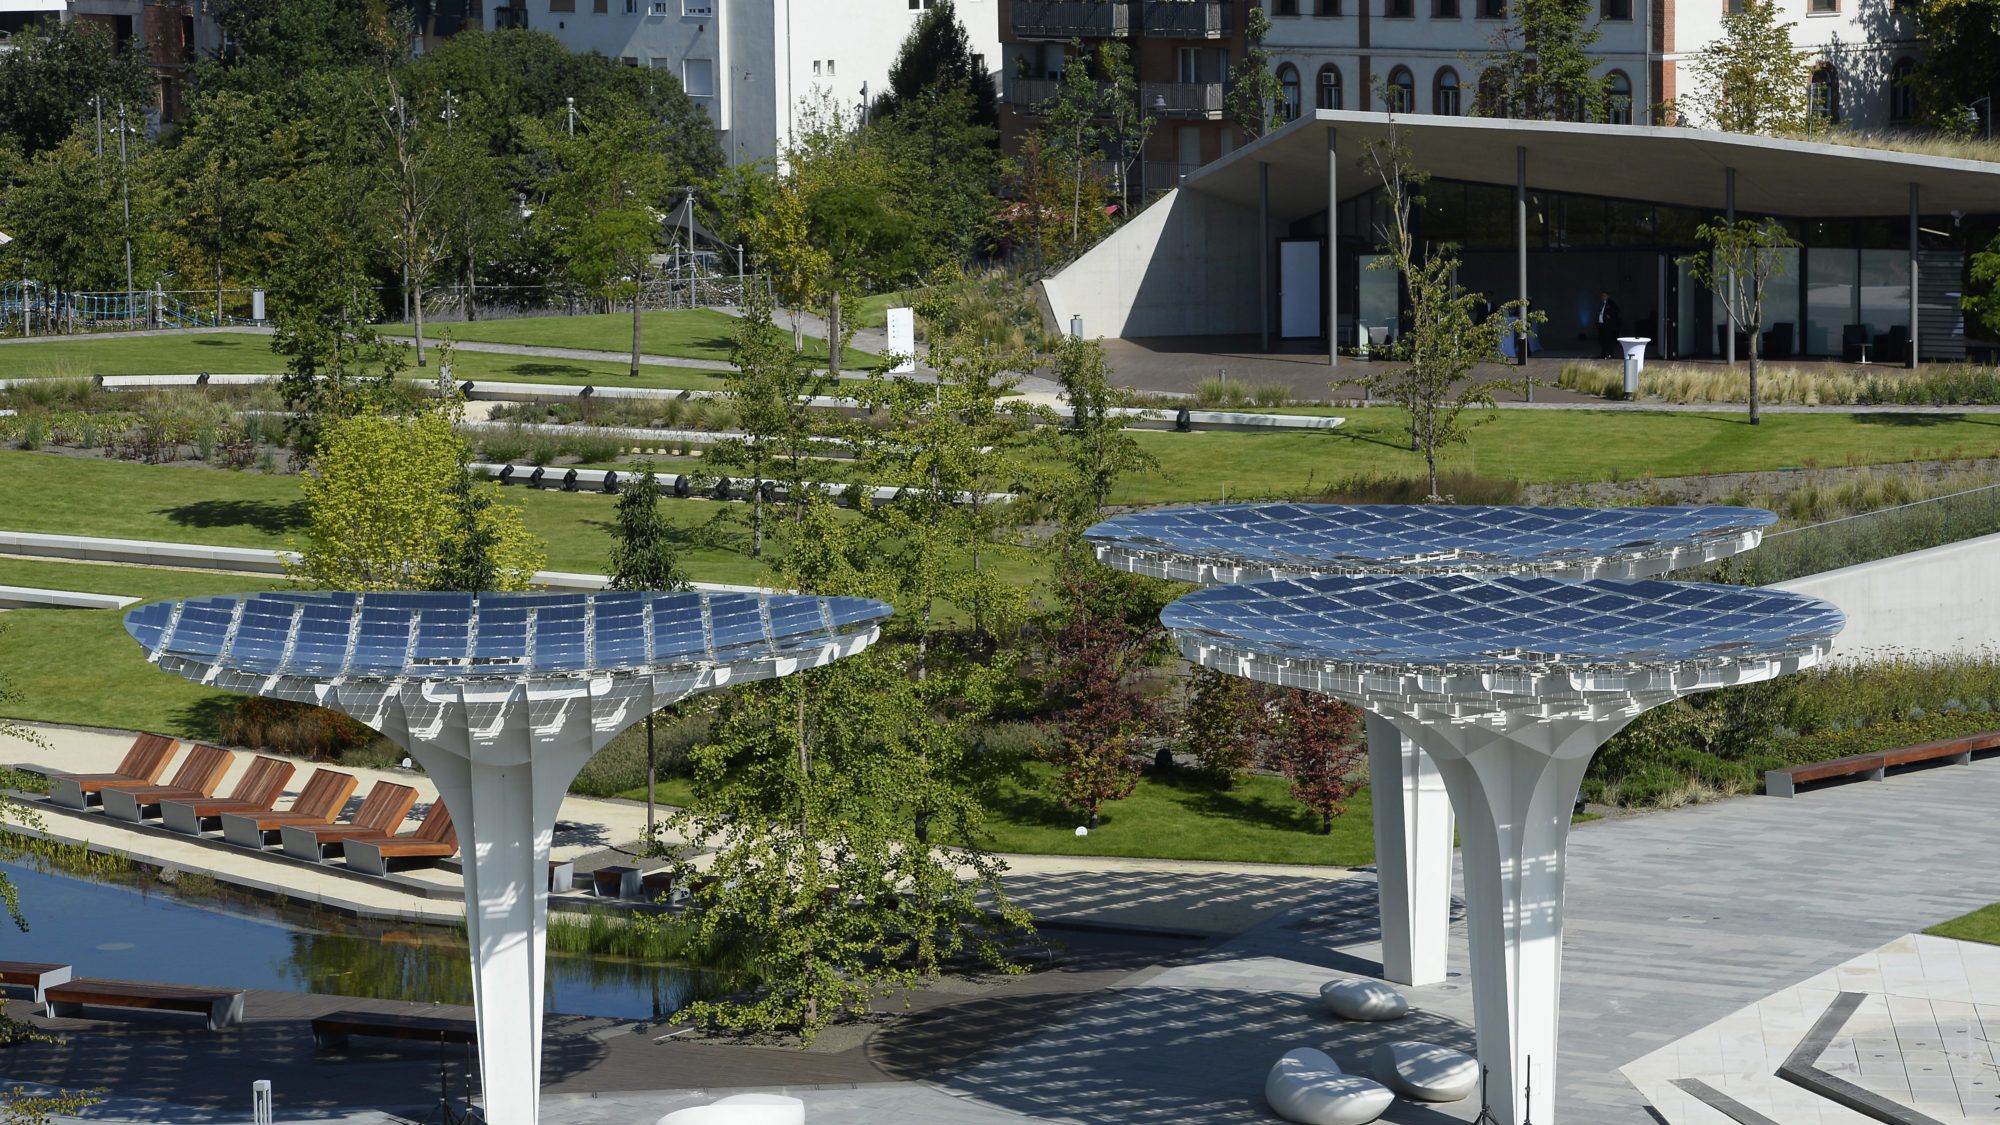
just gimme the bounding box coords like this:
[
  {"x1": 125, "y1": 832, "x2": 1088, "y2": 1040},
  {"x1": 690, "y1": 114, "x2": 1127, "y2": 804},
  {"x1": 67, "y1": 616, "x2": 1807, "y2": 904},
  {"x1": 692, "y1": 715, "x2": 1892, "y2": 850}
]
[
  {"x1": 1971, "y1": 96, "x2": 1993, "y2": 141},
  {"x1": 116, "y1": 105, "x2": 134, "y2": 327}
]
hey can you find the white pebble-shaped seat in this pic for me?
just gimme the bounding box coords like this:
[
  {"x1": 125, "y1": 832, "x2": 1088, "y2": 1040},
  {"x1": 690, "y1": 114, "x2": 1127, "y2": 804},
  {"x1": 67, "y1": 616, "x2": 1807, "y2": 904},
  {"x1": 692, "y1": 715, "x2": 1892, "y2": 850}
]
[
  {"x1": 1319, "y1": 978, "x2": 1409, "y2": 1022},
  {"x1": 656, "y1": 1092, "x2": 805, "y2": 1125},
  {"x1": 1265, "y1": 1047, "x2": 1394, "y2": 1125},
  {"x1": 1376, "y1": 1040, "x2": 1479, "y2": 1102}
]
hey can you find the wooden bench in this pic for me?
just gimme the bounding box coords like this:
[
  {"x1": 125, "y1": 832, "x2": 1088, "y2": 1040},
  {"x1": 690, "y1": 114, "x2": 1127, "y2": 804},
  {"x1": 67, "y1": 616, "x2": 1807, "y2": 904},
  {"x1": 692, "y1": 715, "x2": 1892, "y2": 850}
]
[
  {"x1": 311, "y1": 1009, "x2": 477, "y2": 1050},
  {"x1": 0, "y1": 961, "x2": 72, "y2": 1004},
  {"x1": 49, "y1": 733, "x2": 179, "y2": 809},
  {"x1": 1766, "y1": 730, "x2": 2000, "y2": 797},
  {"x1": 279, "y1": 782, "x2": 419, "y2": 863},
  {"x1": 99, "y1": 743, "x2": 234, "y2": 823},
  {"x1": 44, "y1": 978, "x2": 246, "y2": 1031},
  {"x1": 219, "y1": 768, "x2": 359, "y2": 848},
  {"x1": 341, "y1": 802, "x2": 458, "y2": 876},
  {"x1": 158, "y1": 755, "x2": 297, "y2": 836}
]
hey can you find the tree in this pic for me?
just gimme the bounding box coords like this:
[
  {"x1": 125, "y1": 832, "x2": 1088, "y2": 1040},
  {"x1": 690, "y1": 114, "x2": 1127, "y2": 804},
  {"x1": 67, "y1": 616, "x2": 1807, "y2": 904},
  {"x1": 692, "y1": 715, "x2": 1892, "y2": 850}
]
[
  {"x1": 1178, "y1": 666, "x2": 1268, "y2": 787},
  {"x1": 1476, "y1": 0, "x2": 1609, "y2": 121},
  {"x1": 711, "y1": 285, "x2": 829, "y2": 558},
  {"x1": 875, "y1": 0, "x2": 999, "y2": 129},
  {"x1": 1265, "y1": 690, "x2": 1366, "y2": 834},
  {"x1": 1094, "y1": 42, "x2": 1148, "y2": 203},
  {"x1": 1032, "y1": 334, "x2": 1157, "y2": 536},
  {"x1": 163, "y1": 88, "x2": 280, "y2": 325},
  {"x1": 1677, "y1": 0, "x2": 1813, "y2": 133},
  {"x1": 1912, "y1": 0, "x2": 2000, "y2": 132},
  {"x1": 1360, "y1": 133, "x2": 1532, "y2": 498},
  {"x1": 0, "y1": 20, "x2": 152, "y2": 157},
  {"x1": 291, "y1": 404, "x2": 545, "y2": 591},
  {"x1": 2, "y1": 132, "x2": 131, "y2": 299},
  {"x1": 870, "y1": 84, "x2": 1001, "y2": 266},
  {"x1": 1227, "y1": 7, "x2": 1287, "y2": 139},
  {"x1": 525, "y1": 106, "x2": 672, "y2": 379},
  {"x1": 1966, "y1": 234, "x2": 2000, "y2": 345},
  {"x1": 1043, "y1": 568, "x2": 1159, "y2": 827},
  {"x1": 380, "y1": 74, "x2": 480, "y2": 367},
  {"x1": 1684, "y1": 217, "x2": 1799, "y2": 426},
  {"x1": 605, "y1": 462, "x2": 691, "y2": 842},
  {"x1": 1039, "y1": 42, "x2": 1113, "y2": 251}
]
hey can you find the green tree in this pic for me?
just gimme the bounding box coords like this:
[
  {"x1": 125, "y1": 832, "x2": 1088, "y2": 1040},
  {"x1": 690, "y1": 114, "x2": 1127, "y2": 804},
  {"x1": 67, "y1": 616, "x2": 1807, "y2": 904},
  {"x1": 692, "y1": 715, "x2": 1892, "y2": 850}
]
[
  {"x1": 1094, "y1": 41, "x2": 1148, "y2": 202},
  {"x1": 380, "y1": 75, "x2": 475, "y2": 367},
  {"x1": 1684, "y1": 216, "x2": 1800, "y2": 426},
  {"x1": 0, "y1": 20, "x2": 152, "y2": 157},
  {"x1": 1265, "y1": 690, "x2": 1365, "y2": 834},
  {"x1": 1039, "y1": 42, "x2": 1113, "y2": 250},
  {"x1": 209, "y1": 0, "x2": 399, "y2": 83},
  {"x1": 1179, "y1": 666, "x2": 1268, "y2": 787},
  {"x1": 1032, "y1": 334, "x2": 1157, "y2": 537},
  {"x1": 874, "y1": 0, "x2": 999, "y2": 129},
  {"x1": 1476, "y1": 0, "x2": 1609, "y2": 121},
  {"x1": 1912, "y1": 0, "x2": 2000, "y2": 131},
  {"x1": 1677, "y1": 0, "x2": 1813, "y2": 134},
  {"x1": 162, "y1": 88, "x2": 281, "y2": 324},
  {"x1": 1360, "y1": 133, "x2": 1534, "y2": 498},
  {"x1": 524, "y1": 106, "x2": 673, "y2": 379},
  {"x1": 1966, "y1": 235, "x2": 2000, "y2": 345},
  {"x1": 1227, "y1": 7, "x2": 1287, "y2": 138},
  {"x1": 870, "y1": 84, "x2": 1000, "y2": 266},
  {"x1": 2, "y1": 132, "x2": 130, "y2": 297},
  {"x1": 711, "y1": 285, "x2": 829, "y2": 558},
  {"x1": 607, "y1": 465, "x2": 691, "y2": 593},
  {"x1": 291, "y1": 404, "x2": 545, "y2": 591}
]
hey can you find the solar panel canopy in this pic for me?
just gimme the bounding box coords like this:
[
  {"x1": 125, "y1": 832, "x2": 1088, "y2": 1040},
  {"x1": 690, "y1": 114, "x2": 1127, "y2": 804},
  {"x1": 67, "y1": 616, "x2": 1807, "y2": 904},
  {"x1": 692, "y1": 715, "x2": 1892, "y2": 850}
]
[
  {"x1": 124, "y1": 590, "x2": 893, "y2": 683},
  {"x1": 1086, "y1": 503, "x2": 1775, "y2": 584},
  {"x1": 1162, "y1": 573, "x2": 1842, "y2": 676}
]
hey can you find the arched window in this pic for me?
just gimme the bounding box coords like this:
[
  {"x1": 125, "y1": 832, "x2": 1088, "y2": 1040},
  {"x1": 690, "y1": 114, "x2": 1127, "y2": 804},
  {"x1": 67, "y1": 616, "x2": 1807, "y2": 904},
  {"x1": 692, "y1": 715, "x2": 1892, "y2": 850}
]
[
  {"x1": 1889, "y1": 57, "x2": 1917, "y2": 122},
  {"x1": 1316, "y1": 64, "x2": 1344, "y2": 110},
  {"x1": 1433, "y1": 67, "x2": 1461, "y2": 116},
  {"x1": 1278, "y1": 63, "x2": 1302, "y2": 121},
  {"x1": 1809, "y1": 64, "x2": 1840, "y2": 125},
  {"x1": 1385, "y1": 66, "x2": 1414, "y2": 113},
  {"x1": 1606, "y1": 69, "x2": 1633, "y2": 124}
]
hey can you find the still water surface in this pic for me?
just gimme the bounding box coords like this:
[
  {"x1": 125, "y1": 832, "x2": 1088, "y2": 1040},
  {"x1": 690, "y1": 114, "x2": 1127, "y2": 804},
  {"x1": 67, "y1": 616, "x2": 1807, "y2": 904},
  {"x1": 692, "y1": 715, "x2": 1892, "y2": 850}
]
[{"x1": 1, "y1": 862, "x2": 719, "y2": 1020}]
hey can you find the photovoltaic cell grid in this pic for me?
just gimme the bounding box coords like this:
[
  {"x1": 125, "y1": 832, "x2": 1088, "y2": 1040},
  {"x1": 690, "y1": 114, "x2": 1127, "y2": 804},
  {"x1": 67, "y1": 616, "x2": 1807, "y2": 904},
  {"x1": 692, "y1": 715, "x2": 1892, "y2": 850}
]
[
  {"x1": 124, "y1": 591, "x2": 893, "y2": 682},
  {"x1": 1085, "y1": 504, "x2": 1777, "y2": 582},
  {"x1": 1161, "y1": 574, "x2": 1843, "y2": 674}
]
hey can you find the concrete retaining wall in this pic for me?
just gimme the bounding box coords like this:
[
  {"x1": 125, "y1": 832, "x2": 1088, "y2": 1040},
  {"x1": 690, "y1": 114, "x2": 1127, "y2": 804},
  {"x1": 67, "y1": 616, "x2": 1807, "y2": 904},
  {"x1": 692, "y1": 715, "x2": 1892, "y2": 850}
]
[
  {"x1": 1041, "y1": 188, "x2": 1263, "y2": 340},
  {"x1": 1773, "y1": 530, "x2": 2000, "y2": 661}
]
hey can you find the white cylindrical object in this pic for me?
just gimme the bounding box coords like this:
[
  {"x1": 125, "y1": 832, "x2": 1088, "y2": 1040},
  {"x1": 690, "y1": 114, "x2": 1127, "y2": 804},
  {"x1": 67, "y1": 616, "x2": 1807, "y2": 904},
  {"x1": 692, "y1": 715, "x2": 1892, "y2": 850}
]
[
  {"x1": 252, "y1": 1079, "x2": 273, "y2": 1125},
  {"x1": 251, "y1": 289, "x2": 266, "y2": 322},
  {"x1": 1617, "y1": 336, "x2": 1650, "y2": 396}
]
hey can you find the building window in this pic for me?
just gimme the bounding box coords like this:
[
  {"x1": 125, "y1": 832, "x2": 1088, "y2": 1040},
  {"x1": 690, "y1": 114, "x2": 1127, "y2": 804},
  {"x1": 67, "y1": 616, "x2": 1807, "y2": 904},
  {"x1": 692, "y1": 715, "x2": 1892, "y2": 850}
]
[
  {"x1": 550, "y1": 0, "x2": 575, "y2": 12},
  {"x1": 685, "y1": 57, "x2": 715, "y2": 97},
  {"x1": 827, "y1": 59, "x2": 836, "y2": 75},
  {"x1": 1278, "y1": 63, "x2": 1302, "y2": 119},
  {"x1": 1317, "y1": 0, "x2": 1342, "y2": 13},
  {"x1": 681, "y1": 0, "x2": 711, "y2": 13},
  {"x1": 1478, "y1": 0, "x2": 1505, "y2": 16},
  {"x1": 1274, "y1": 0, "x2": 1301, "y2": 14},
  {"x1": 1889, "y1": 57, "x2": 1917, "y2": 121},
  {"x1": 626, "y1": 0, "x2": 637, "y2": 11},
  {"x1": 812, "y1": 59, "x2": 821, "y2": 76},
  {"x1": 1434, "y1": 67, "x2": 1460, "y2": 115},
  {"x1": 1435, "y1": 0, "x2": 1460, "y2": 15},
  {"x1": 1387, "y1": 0, "x2": 1413, "y2": 15},
  {"x1": 1809, "y1": 63, "x2": 1839, "y2": 122},
  {"x1": 1606, "y1": 70, "x2": 1632, "y2": 123},
  {"x1": 1808, "y1": 0, "x2": 1836, "y2": 11},
  {"x1": 1317, "y1": 65, "x2": 1343, "y2": 109},
  {"x1": 594, "y1": 0, "x2": 607, "y2": 12},
  {"x1": 1601, "y1": 0, "x2": 1631, "y2": 17},
  {"x1": 1385, "y1": 66, "x2": 1414, "y2": 112}
]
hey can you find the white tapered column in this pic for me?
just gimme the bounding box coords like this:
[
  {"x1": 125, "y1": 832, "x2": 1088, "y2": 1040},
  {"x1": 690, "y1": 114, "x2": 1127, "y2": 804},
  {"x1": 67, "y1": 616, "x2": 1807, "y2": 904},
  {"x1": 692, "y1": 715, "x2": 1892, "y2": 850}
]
[
  {"x1": 1390, "y1": 712, "x2": 1638, "y2": 1125},
  {"x1": 1366, "y1": 714, "x2": 1454, "y2": 986}
]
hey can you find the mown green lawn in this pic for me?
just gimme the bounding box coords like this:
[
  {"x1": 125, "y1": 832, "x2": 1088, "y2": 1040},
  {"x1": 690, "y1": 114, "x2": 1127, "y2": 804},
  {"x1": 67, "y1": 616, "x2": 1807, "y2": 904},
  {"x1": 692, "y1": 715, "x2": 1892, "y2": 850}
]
[
  {"x1": 382, "y1": 308, "x2": 882, "y2": 367},
  {"x1": 1928, "y1": 903, "x2": 2000, "y2": 946},
  {"x1": 0, "y1": 333, "x2": 729, "y2": 391}
]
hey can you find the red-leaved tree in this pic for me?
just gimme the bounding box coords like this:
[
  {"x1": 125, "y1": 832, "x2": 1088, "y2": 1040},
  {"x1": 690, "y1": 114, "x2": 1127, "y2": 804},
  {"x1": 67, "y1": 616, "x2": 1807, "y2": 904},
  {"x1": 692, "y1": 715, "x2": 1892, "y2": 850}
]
[
  {"x1": 1266, "y1": 689, "x2": 1367, "y2": 834},
  {"x1": 1044, "y1": 570, "x2": 1160, "y2": 827}
]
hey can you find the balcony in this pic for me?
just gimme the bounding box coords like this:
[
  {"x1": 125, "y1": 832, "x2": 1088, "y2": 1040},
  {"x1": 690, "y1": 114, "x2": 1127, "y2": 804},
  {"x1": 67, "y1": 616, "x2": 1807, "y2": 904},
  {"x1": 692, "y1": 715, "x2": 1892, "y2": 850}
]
[
  {"x1": 1142, "y1": 1, "x2": 1233, "y2": 37},
  {"x1": 1005, "y1": 77, "x2": 1064, "y2": 110},
  {"x1": 1010, "y1": 1, "x2": 1134, "y2": 39},
  {"x1": 1142, "y1": 80, "x2": 1226, "y2": 118}
]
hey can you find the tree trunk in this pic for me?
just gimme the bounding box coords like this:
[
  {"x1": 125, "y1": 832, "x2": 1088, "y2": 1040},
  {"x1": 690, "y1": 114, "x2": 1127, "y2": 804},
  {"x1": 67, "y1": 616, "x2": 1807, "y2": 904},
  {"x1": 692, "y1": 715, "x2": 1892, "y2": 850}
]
[
  {"x1": 1321, "y1": 810, "x2": 1332, "y2": 835},
  {"x1": 645, "y1": 711, "x2": 656, "y2": 842},
  {"x1": 828, "y1": 291, "x2": 842, "y2": 377},
  {"x1": 1747, "y1": 336, "x2": 1761, "y2": 426},
  {"x1": 465, "y1": 228, "x2": 478, "y2": 321},
  {"x1": 752, "y1": 467, "x2": 765, "y2": 558},
  {"x1": 414, "y1": 281, "x2": 427, "y2": 368},
  {"x1": 630, "y1": 291, "x2": 642, "y2": 378}
]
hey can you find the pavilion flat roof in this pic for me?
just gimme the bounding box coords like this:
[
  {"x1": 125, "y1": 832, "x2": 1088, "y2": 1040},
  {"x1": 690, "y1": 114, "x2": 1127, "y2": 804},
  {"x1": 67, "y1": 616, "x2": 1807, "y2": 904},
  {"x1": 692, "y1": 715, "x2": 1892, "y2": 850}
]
[{"x1": 1187, "y1": 110, "x2": 2000, "y2": 223}]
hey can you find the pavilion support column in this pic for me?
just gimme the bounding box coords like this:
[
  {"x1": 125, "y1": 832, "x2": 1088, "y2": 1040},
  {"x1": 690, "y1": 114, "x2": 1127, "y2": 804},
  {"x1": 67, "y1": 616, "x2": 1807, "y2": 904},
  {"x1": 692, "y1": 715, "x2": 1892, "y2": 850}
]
[
  {"x1": 1515, "y1": 147, "x2": 1530, "y2": 389},
  {"x1": 1725, "y1": 167, "x2": 1737, "y2": 365},
  {"x1": 1367, "y1": 714, "x2": 1454, "y2": 987},
  {"x1": 1909, "y1": 182, "x2": 1921, "y2": 369},
  {"x1": 1328, "y1": 127, "x2": 1339, "y2": 369},
  {"x1": 1260, "y1": 160, "x2": 1272, "y2": 353}
]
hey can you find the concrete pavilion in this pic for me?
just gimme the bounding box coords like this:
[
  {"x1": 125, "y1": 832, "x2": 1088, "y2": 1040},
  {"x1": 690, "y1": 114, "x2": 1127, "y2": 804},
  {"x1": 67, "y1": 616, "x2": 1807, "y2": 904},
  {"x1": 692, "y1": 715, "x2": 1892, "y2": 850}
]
[{"x1": 1044, "y1": 110, "x2": 2000, "y2": 366}]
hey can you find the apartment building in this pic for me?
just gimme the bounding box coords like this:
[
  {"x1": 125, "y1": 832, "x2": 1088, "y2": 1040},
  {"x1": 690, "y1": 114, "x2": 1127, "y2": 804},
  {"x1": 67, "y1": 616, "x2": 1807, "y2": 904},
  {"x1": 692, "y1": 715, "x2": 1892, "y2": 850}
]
[
  {"x1": 0, "y1": 0, "x2": 221, "y2": 124},
  {"x1": 998, "y1": 0, "x2": 1253, "y2": 192},
  {"x1": 1261, "y1": 0, "x2": 1923, "y2": 130},
  {"x1": 443, "y1": 0, "x2": 1002, "y2": 167}
]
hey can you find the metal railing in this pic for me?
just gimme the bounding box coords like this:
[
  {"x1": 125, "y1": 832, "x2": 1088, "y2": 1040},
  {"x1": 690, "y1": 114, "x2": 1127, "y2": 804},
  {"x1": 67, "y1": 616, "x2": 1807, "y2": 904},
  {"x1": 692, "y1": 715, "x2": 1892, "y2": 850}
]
[
  {"x1": 1142, "y1": 0, "x2": 1233, "y2": 36},
  {"x1": 1010, "y1": 0, "x2": 1135, "y2": 38},
  {"x1": 1142, "y1": 161, "x2": 1204, "y2": 191},
  {"x1": 0, "y1": 284, "x2": 261, "y2": 336},
  {"x1": 1004, "y1": 77, "x2": 1064, "y2": 110},
  {"x1": 1142, "y1": 80, "x2": 1226, "y2": 117}
]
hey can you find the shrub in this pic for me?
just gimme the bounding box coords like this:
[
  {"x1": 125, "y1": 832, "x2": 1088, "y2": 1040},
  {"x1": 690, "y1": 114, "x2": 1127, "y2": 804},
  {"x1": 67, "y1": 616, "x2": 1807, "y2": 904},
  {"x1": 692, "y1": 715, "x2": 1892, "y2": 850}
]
[
  {"x1": 216, "y1": 697, "x2": 378, "y2": 761},
  {"x1": 569, "y1": 713, "x2": 712, "y2": 798},
  {"x1": 1195, "y1": 377, "x2": 1250, "y2": 409},
  {"x1": 1315, "y1": 471, "x2": 1523, "y2": 505},
  {"x1": 1250, "y1": 382, "x2": 1292, "y2": 409},
  {"x1": 19, "y1": 415, "x2": 44, "y2": 450}
]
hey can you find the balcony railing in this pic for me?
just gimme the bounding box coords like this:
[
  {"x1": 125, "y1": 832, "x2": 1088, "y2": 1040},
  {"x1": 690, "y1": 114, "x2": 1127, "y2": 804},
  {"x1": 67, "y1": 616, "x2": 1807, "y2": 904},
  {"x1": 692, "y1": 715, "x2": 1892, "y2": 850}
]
[
  {"x1": 1005, "y1": 77, "x2": 1064, "y2": 109},
  {"x1": 1143, "y1": 80, "x2": 1226, "y2": 118},
  {"x1": 1010, "y1": 0, "x2": 1134, "y2": 39},
  {"x1": 1142, "y1": 161, "x2": 1204, "y2": 191},
  {"x1": 1142, "y1": 1, "x2": 1233, "y2": 36}
]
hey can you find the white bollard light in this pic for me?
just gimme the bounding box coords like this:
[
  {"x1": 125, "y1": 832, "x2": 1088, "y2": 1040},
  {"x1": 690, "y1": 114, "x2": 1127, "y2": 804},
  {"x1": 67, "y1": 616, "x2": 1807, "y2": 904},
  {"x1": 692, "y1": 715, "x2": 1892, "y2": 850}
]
[{"x1": 252, "y1": 1079, "x2": 273, "y2": 1125}]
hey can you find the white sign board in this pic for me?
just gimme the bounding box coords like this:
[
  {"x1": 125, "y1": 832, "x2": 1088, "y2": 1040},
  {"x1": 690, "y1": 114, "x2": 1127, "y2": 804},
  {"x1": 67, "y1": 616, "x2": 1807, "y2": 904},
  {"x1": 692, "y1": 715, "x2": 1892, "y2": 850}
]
[{"x1": 886, "y1": 307, "x2": 916, "y2": 374}]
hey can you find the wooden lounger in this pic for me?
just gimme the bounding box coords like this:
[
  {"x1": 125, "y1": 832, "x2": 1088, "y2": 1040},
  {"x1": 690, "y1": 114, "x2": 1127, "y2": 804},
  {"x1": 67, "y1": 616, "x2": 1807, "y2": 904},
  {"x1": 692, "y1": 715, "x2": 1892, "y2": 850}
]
[
  {"x1": 44, "y1": 978, "x2": 245, "y2": 1031},
  {"x1": 97, "y1": 744, "x2": 235, "y2": 823},
  {"x1": 218, "y1": 769, "x2": 359, "y2": 849},
  {"x1": 311, "y1": 1009, "x2": 476, "y2": 1050},
  {"x1": 278, "y1": 782, "x2": 418, "y2": 863},
  {"x1": 0, "y1": 961, "x2": 73, "y2": 1005},
  {"x1": 341, "y1": 802, "x2": 457, "y2": 876},
  {"x1": 48, "y1": 733, "x2": 179, "y2": 809},
  {"x1": 157, "y1": 756, "x2": 299, "y2": 835}
]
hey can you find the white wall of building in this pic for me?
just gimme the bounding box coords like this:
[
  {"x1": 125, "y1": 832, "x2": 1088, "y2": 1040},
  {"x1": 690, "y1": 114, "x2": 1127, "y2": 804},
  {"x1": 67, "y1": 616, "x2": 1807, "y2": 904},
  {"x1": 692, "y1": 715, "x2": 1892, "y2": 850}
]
[
  {"x1": 1041, "y1": 187, "x2": 1263, "y2": 339},
  {"x1": 1773, "y1": 531, "x2": 2000, "y2": 662},
  {"x1": 484, "y1": 0, "x2": 1002, "y2": 167}
]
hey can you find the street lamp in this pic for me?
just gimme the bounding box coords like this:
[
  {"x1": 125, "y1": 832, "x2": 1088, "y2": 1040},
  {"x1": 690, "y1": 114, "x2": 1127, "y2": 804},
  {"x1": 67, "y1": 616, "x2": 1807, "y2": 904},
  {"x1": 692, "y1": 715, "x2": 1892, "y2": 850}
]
[
  {"x1": 1140, "y1": 92, "x2": 1169, "y2": 198},
  {"x1": 1971, "y1": 96, "x2": 1993, "y2": 141},
  {"x1": 116, "y1": 105, "x2": 134, "y2": 326}
]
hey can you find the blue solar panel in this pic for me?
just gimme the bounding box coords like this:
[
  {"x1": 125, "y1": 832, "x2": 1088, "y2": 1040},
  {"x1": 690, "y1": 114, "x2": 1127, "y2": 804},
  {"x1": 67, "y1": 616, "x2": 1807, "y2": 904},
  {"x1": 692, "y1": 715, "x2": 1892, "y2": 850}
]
[
  {"x1": 1085, "y1": 504, "x2": 1776, "y2": 584},
  {"x1": 125, "y1": 590, "x2": 894, "y2": 683},
  {"x1": 1161, "y1": 573, "x2": 1842, "y2": 672}
]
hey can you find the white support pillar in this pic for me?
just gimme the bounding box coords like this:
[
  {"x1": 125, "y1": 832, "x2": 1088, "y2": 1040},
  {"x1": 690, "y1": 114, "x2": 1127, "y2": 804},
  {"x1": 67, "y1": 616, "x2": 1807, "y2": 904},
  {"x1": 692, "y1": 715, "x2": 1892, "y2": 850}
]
[
  {"x1": 1909, "y1": 182, "x2": 1921, "y2": 370},
  {"x1": 1327, "y1": 127, "x2": 1339, "y2": 368},
  {"x1": 1515, "y1": 147, "x2": 1530, "y2": 383},
  {"x1": 1260, "y1": 160, "x2": 1272, "y2": 353},
  {"x1": 1725, "y1": 167, "x2": 1737, "y2": 365},
  {"x1": 1366, "y1": 714, "x2": 1453, "y2": 986}
]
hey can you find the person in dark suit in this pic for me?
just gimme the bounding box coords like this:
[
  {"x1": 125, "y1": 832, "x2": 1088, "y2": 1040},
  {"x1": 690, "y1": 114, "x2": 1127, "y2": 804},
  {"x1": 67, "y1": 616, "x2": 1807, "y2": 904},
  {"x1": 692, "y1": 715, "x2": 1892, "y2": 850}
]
[{"x1": 1595, "y1": 291, "x2": 1623, "y2": 358}]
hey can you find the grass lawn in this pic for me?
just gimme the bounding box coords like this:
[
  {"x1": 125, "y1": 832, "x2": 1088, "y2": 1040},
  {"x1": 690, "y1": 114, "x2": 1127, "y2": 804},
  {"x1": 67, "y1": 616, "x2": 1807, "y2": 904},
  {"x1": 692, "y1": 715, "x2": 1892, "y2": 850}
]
[
  {"x1": 1117, "y1": 407, "x2": 2000, "y2": 504},
  {"x1": 1927, "y1": 903, "x2": 2000, "y2": 946},
  {"x1": 382, "y1": 309, "x2": 882, "y2": 367},
  {"x1": 852, "y1": 290, "x2": 925, "y2": 332},
  {"x1": 0, "y1": 333, "x2": 729, "y2": 392}
]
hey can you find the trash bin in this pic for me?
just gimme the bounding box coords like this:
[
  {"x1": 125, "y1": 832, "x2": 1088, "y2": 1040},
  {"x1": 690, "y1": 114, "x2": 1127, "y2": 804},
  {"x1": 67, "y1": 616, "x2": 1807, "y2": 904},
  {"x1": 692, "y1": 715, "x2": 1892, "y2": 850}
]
[{"x1": 1616, "y1": 337, "x2": 1651, "y2": 397}]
